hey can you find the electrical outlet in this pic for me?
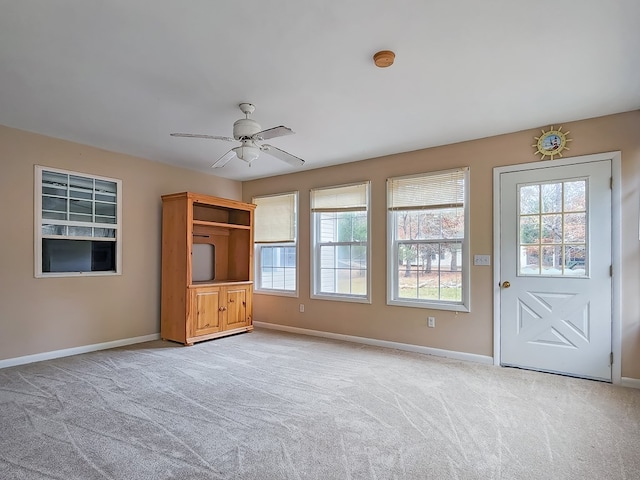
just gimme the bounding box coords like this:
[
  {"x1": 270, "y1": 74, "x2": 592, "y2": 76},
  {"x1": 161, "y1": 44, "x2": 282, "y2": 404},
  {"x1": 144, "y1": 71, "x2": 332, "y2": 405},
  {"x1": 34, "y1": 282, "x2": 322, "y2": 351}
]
[
  {"x1": 427, "y1": 316, "x2": 435, "y2": 328},
  {"x1": 299, "y1": 304, "x2": 305, "y2": 313},
  {"x1": 474, "y1": 254, "x2": 491, "y2": 266}
]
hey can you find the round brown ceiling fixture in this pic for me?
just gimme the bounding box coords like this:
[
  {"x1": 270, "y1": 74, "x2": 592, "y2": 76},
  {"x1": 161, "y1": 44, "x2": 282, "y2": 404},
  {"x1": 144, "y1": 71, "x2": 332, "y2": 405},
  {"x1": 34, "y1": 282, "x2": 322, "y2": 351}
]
[{"x1": 373, "y1": 50, "x2": 395, "y2": 68}]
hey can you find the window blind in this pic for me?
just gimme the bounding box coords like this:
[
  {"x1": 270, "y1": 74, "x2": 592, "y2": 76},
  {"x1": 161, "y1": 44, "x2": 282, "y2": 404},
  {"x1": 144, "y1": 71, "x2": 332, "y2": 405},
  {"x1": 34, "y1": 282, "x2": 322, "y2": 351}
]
[
  {"x1": 311, "y1": 182, "x2": 369, "y2": 212},
  {"x1": 388, "y1": 168, "x2": 467, "y2": 210},
  {"x1": 253, "y1": 192, "x2": 296, "y2": 243}
]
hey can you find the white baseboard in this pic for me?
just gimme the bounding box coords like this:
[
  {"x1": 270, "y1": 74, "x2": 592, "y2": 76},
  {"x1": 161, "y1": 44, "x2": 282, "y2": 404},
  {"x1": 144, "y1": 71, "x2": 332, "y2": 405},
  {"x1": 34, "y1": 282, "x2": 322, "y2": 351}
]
[
  {"x1": 621, "y1": 377, "x2": 640, "y2": 389},
  {"x1": 254, "y1": 321, "x2": 494, "y2": 365},
  {"x1": 0, "y1": 333, "x2": 161, "y2": 369}
]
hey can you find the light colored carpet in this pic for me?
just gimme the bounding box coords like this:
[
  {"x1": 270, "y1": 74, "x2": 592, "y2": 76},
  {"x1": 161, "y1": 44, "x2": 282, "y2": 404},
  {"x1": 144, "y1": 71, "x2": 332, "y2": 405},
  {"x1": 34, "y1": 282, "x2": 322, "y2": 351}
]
[{"x1": 1, "y1": 328, "x2": 639, "y2": 479}]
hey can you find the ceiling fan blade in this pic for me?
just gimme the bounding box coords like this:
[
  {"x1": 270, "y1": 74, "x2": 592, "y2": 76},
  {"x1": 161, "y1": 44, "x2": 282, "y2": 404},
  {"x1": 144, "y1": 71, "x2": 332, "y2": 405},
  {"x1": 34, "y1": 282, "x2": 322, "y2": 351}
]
[
  {"x1": 254, "y1": 126, "x2": 294, "y2": 140},
  {"x1": 171, "y1": 133, "x2": 235, "y2": 142},
  {"x1": 262, "y1": 144, "x2": 305, "y2": 167},
  {"x1": 211, "y1": 149, "x2": 237, "y2": 168}
]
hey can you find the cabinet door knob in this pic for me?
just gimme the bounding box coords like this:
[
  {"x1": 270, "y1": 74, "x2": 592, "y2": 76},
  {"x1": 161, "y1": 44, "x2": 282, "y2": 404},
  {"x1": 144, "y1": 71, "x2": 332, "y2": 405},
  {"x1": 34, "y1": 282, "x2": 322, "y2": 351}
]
[
  {"x1": 219, "y1": 306, "x2": 225, "y2": 312},
  {"x1": 228, "y1": 299, "x2": 235, "y2": 303}
]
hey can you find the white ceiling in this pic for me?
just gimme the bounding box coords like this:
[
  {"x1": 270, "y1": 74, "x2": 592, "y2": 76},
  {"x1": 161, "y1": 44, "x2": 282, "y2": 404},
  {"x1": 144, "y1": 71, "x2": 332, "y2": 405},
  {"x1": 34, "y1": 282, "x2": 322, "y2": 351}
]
[{"x1": 1, "y1": 1, "x2": 639, "y2": 181}]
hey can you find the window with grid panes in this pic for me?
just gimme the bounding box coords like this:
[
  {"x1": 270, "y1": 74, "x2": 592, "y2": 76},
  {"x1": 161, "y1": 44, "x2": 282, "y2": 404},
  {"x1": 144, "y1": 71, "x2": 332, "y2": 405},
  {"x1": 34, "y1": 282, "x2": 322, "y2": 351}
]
[
  {"x1": 311, "y1": 182, "x2": 370, "y2": 302},
  {"x1": 253, "y1": 192, "x2": 298, "y2": 295},
  {"x1": 35, "y1": 166, "x2": 122, "y2": 277},
  {"x1": 387, "y1": 168, "x2": 469, "y2": 311}
]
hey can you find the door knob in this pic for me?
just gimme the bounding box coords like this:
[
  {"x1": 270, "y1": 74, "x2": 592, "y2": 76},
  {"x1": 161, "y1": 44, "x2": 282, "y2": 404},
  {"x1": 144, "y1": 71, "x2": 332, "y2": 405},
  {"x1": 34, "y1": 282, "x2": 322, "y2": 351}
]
[{"x1": 501, "y1": 281, "x2": 511, "y2": 288}]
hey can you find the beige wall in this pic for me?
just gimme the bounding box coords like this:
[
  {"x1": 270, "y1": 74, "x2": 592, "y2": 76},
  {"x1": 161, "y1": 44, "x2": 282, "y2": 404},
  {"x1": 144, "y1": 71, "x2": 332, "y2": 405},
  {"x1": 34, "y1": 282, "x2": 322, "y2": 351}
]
[
  {"x1": 2, "y1": 112, "x2": 639, "y2": 379},
  {"x1": 0, "y1": 125, "x2": 241, "y2": 361},
  {"x1": 243, "y1": 110, "x2": 640, "y2": 379}
]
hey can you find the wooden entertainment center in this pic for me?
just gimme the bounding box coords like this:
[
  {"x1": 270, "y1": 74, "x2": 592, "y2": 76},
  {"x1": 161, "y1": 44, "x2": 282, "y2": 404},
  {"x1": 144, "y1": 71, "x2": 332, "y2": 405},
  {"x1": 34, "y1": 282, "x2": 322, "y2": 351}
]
[{"x1": 160, "y1": 192, "x2": 255, "y2": 345}]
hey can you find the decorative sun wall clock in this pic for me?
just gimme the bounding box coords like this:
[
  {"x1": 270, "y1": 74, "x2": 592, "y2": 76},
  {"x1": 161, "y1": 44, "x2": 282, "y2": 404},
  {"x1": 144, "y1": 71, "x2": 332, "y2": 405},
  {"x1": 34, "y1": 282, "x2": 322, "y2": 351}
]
[{"x1": 533, "y1": 126, "x2": 572, "y2": 160}]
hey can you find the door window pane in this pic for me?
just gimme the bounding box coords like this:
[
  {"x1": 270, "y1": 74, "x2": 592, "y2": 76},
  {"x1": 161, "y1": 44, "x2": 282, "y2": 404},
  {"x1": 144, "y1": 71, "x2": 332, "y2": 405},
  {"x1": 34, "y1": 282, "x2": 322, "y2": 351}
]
[
  {"x1": 564, "y1": 245, "x2": 586, "y2": 275},
  {"x1": 520, "y1": 246, "x2": 540, "y2": 274},
  {"x1": 564, "y1": 181, "x2": 586, "y2": 211},
  {"x1": 520, "y1": 185, "x2": 540, "y2": 214},
  {"x1": 541, "y1": 215, "x2": 562, "y2": 243},
  {"x1": 541, "y1": 183, "x2": 563, "y2": 213},
  {"x1": 541, "y1": 245, "x2": 562, "y2": 274},
  {"x1": 520, "y1": 216, "x2": 539, "y2": 244},
  {"x1": 518, "y1": 179, "x2": 587, "y2": 277}
]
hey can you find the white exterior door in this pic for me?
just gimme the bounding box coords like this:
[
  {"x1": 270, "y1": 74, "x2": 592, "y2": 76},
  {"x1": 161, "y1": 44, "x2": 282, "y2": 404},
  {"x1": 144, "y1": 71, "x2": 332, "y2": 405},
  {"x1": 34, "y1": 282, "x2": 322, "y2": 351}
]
[{"x1": 499, "y1": 159, "x2": 612, "y2": 381}]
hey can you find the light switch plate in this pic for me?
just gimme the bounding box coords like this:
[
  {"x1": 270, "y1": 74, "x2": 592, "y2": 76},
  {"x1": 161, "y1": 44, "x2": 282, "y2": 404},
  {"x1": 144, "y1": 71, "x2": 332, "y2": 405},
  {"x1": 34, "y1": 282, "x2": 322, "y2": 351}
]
[{"x1": 474, "y1": 254, "x2": 491, "y2": 266}]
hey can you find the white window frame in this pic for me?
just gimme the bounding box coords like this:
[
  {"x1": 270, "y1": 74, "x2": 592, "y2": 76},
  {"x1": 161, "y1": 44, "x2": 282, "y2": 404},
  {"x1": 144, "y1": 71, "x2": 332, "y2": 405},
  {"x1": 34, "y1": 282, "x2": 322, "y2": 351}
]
[
  {"x1": 387, "y1": 168, "x2": 470, "y2": 312},
  {"x1": 311, "y1": 181, "x2": 371, "y2": 303},
  {"x1": 253, "y1": 192, "x2": 299, "y2": 297},
  {"x1": 35, "y1": 165, "x2": 123, "y2": 278}
]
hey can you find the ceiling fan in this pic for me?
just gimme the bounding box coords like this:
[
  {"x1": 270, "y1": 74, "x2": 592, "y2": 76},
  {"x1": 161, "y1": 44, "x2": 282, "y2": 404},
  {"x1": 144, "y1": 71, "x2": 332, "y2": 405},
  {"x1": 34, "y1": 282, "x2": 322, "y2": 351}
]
[{"x1": 170, "y1": 103, "x2": 305, "y2": 168}]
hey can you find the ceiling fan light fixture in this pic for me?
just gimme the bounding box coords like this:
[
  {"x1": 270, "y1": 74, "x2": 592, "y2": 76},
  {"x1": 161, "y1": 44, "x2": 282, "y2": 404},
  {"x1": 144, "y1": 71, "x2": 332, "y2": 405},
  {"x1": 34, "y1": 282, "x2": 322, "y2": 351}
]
[{"x1": 234, "y1": 145, "x2": 260, "y2": 163}]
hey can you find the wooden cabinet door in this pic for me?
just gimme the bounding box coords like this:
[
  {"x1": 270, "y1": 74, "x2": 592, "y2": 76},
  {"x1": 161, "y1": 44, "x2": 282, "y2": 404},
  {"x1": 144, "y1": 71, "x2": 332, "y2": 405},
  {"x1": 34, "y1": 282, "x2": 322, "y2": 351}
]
[
  {"x1": 192, "y1": 288, "x2": 222, "y2": 336},
  {"x1": 224, "y1": 286, "x2": 249, "y2": 329}
]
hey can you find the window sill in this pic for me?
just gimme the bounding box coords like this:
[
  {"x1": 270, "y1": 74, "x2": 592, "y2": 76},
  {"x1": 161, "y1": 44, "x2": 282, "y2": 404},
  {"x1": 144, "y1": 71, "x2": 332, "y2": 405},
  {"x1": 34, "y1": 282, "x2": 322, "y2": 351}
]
[
  {"x1": 387, "y1": 298, "x2": 469, "y2": 312},
  {"x1": 36, "y1": 271, "x2": 121, "y2": 278},
  {"x1": 311, "y1": 293, "x2": 371, "y2": 304},
  {"x1": 254, "y1": 289, "x2": 298, "y2": 298}
]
